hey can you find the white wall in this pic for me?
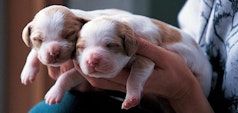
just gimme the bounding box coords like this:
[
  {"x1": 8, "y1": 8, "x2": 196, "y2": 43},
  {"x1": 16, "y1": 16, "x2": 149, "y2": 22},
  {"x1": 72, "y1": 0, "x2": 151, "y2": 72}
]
[{"x1": 0, "y1": 0, "x2": 6, "y2": 112}]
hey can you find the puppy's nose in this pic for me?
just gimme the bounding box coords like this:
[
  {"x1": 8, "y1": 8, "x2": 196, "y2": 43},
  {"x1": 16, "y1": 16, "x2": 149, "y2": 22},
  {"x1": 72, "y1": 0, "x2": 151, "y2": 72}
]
[
  {"x1": 49, "y1": 46, "x2": 60, "y2": 57},
  {"x1": 49, "y1": 50, "x2": 59, "y2": 57},
  {"x1": 87, "y1": 53, "x2": 101, "y2": 67}
]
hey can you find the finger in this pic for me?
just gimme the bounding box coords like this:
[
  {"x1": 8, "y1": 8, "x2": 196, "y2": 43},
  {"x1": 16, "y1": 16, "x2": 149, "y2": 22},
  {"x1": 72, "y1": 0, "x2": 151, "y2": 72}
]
[
  {"x1": 73, "y1": 59, "x2": 128, "y2": 92},
  {"x1": 136, "y1": 37, "x2": 180, "y2": 67},
  {"x1": 47, "y1": 60, "x2": 74, "y2": 80},
  {"x1": 109, "y1": 69, "x2": 130, "y2": 85},
  {"x1": 60, "y1": 60, "x2": 74, "y2": 73},
  {"x1": 72, "y1": 59, "x2": 81, "y2": 72},
  {"x1": 82, "y1": 75, "x2": 126, "y2": 92},
  {"x1": 47, "y1": 66, "x2": 60, "y2": 80}
]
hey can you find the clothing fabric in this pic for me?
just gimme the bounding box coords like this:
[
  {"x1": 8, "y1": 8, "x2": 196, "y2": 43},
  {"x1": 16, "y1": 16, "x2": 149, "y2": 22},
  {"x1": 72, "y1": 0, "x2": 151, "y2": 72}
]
[
  {"x1": 178, "y1": 0, "x2": 238, "y2": 113},
  {"x1": 29, "y1": 91, "x2": 160, "y2": 113}
]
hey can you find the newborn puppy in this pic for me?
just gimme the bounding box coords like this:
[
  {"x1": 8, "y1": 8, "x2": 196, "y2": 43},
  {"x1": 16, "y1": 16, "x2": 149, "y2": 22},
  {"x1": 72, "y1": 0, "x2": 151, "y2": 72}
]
[
  {"x1": 21, "y1": 5, "x2": 87, "y2": 104},
  {"x1": 75, "y1": 15, "x2": 212, "y2": 110},
  {"x1": 21, "y1": 5, "x2": 130, "y2": 104}
]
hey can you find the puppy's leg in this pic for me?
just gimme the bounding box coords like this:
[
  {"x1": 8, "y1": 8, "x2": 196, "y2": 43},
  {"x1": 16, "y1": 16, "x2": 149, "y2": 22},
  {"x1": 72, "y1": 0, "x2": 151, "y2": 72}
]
[
  {"x1": 21, "y1": 49, "x2": 40, "y2": 85},
  {"x1": 44, "y1": 68, "x2": 85, "y2": 104},
  {"x1": 121, "y1": 56, "x2": 155, "y2": 110}
]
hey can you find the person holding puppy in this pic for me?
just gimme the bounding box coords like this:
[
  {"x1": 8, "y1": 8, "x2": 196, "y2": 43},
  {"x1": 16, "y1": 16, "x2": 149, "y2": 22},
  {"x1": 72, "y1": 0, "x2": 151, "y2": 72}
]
[
  {"x1": 30, "y1": 0, "x2": 238, "y2": 113},
  {"x1": 30, "y1": 34, "x2": 212, "y2": 113}
]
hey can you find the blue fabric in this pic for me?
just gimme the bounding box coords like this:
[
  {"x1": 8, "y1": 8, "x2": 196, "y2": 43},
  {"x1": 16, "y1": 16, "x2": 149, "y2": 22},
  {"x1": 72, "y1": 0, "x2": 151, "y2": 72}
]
[
  {"x1": 29, "y1": 92, "x2": 78, "y2": 113},
  {"x1": 29, "y1": 91, "x2": 157, "y2": 113}
]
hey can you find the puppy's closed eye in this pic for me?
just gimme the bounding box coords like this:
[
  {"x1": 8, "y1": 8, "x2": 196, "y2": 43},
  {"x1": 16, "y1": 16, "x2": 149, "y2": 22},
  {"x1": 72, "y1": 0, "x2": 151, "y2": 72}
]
[
  {"x1": 76, "y1": 39, "x2": 85, "y2": 53},
  {"x1": 103, "y1": 38, "x2": 124, "y2": 55},
  {"x1": 106, "y1": 42, "x2": 120, "y2": 49},
  {"x1": 76, "y1": 44, "x2": 85, "y2": 50},
  {"x1": 32, "y1": 36, "x2": 43, "y2": 48},
  {"x1": 62, "y1": 30, "x2": 77, "y2": 41},
  {"x1": 32, "y1": 37, "x2": 43, "y2": 43},
  {"x1": 105, "y1": 42, "x2": 123, "y2": 54},
  {"x1": 30, "y1": 31, "x2": 44, "y2": 48}
]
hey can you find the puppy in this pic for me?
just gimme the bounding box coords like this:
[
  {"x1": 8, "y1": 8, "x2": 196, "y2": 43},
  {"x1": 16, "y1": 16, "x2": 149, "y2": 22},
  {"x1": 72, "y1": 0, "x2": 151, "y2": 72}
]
[
  {"x1": 21, "y1": 5, "x2": 130, "y2": 104},
  {"x1": 75, "y1": 14, "x2": 212, "y2": 110}
]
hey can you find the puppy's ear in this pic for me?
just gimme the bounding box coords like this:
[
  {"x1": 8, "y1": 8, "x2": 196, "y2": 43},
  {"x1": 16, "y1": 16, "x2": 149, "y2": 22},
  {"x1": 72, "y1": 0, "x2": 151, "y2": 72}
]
[
  {"x1": 22, "y1": 22, "x2": 33, "y2": 47},
  {"x1": 77, "y1": 18, "x2": 89, "y2": 28},
  {"x1": 118, "y1": 22, "x2": 138, "y2": 56}
]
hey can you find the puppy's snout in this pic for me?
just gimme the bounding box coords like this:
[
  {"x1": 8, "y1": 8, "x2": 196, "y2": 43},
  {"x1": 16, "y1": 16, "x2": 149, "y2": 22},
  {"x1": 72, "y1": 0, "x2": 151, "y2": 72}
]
[
  {"x1": 86, "y1": 53, "x2": 101, "y2": 67},
  {"x1": 44, "y1": 45, "x2": 61, "y2": 64},
  {"x1": 49, "y1": 44, "x2": 60, "y2": 57},
  {"x1": 49, "y1": 49, "x2": 60, "y2": 57}
]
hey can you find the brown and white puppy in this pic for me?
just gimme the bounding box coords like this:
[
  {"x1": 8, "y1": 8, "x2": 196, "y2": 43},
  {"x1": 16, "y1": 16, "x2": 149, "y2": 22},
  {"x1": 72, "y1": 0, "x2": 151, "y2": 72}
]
[
  {"x1": 21, "y1": 5, "x2": 87, "y2": 104},
  {"x1": 21, "y1": 5, "x2": 131, "y2": 104},
  {"x1": 75, "y1": 15, "x2": 212, "y2": 110}
]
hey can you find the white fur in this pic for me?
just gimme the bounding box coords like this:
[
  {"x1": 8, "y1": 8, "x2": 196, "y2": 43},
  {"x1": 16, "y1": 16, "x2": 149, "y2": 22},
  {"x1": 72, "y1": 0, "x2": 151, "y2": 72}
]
[
  {"x1": 165, "y1": 31, "x2": 212, "y2": 96},
  {"x1": 28, "y1": 6, "x2": 75, "y2": 67},
  {"x1": 21, "y1": 5, "x2": 132, "y2": 105},
  {"x1": 34, "y1": 10, "x2": 64, "y2": 39},
  {"x1": 71, "y1": 8, "x2": 131, "y2": 20},
  {"x1": 78, "y1": 20, "x2": 131, "y2": 78},
  {"x1": 21, "y1": 5, "x2": 81, "y2": 105},
  {"x1": 76, "y1": 14, "x2": 212, "y2": 109}
]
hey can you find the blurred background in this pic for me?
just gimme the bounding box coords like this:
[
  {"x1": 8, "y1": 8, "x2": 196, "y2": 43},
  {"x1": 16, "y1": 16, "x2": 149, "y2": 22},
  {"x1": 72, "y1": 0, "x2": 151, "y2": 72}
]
[{"x1": 0, "y1": 0, "x2": 185, "y2": 113}]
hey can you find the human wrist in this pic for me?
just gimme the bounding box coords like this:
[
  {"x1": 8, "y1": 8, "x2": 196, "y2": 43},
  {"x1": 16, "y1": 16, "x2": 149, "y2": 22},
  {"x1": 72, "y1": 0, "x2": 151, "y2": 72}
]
[{"x1": 168, "y1": 78, "x2": 214, "y2": 113}]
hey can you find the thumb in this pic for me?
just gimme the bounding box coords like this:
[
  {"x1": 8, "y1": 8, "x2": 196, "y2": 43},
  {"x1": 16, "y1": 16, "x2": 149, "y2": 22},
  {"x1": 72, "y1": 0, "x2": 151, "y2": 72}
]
[
  {"x1": 47, "y1": 66, "x2": 60, "y2": 79},
  {"x1": 137, "y1": 37, "x2": 172, "y2": 64},
  {"x1": 136, "y1": 37, "x2": 184, "y2": 68}
]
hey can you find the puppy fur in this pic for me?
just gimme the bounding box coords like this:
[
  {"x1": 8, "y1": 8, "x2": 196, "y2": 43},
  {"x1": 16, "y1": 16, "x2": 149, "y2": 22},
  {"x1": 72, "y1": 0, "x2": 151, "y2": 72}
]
[
  {"x1": 75, "y1": 14, "x2": 212, "y2": 110},
  {"x1": 21, "y1": 5, "x2": 130, "y2": 104}
]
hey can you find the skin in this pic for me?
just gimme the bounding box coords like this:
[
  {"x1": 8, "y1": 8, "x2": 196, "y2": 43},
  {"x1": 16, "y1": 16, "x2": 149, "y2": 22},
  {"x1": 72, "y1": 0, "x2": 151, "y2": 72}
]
[{"x1": 48, "y1": 37, "x2": 214, "y2": 113}]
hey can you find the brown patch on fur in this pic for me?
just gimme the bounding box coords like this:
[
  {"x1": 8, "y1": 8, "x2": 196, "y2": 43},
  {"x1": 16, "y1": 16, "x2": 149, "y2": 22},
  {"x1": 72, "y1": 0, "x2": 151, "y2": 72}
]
[
  {"x1": 115, "y1": 21, "x2": 138, "y2": 56},
  {"x1": 106, "y1": 35, "x2": 125, "y2": 54},
  {"x1": 47, "y1": 6, "x2": 88, "y2": 43},
  {"x1": 22, "y1": 5, "x2": 89, "y2": 49},
  {"x1": 151, "y1": 19, "x2": 182, "y2": 46},
  {"x1": 61, "y1": 15, "x2": 81, "y2": 43}
]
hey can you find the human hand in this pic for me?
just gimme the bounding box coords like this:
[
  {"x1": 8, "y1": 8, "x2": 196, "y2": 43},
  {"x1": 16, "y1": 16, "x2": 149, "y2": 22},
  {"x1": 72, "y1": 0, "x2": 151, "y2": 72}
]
[
  {"x1": 47, "y1": 60, "x2": 99, "y2": 92},
  {"x1": 73, "y1": 37, "x2": 213, "y2": 113},
  {"x1": 47, "y1": 60, "x2": 74, "y2": 80},
  {"x1": 73, "y1": 37, "x2": 195, "y2": 99}
]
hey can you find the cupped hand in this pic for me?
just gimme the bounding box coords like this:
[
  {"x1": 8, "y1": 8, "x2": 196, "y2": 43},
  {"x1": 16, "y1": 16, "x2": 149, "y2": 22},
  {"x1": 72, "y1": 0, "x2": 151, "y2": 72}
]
[
  {"x1": 47, "y1": 60, "x2": 75, "y2": 80},
  {"x1": 73, "y1": 37, "x2": 198, "y2": 99},
  {"x1": 73, "y1": 37, "x2": 213, "y2": 113},
  {"x1": 47, "y1": 60, "x2": 99, "y2": 92}
]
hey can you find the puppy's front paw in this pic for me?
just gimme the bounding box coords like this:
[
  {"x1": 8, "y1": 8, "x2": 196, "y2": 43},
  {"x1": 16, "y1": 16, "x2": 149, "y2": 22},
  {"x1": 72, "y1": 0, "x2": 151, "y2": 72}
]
[
  {"x1": 44, "y1": 85, "x2": 65, "y2": 105},
  {"x1": 121, "y1": 94, "x2": 140, "y2": 110},
  {"x1": 20, "y1": 67, "x2": 38, "y2": 85}
]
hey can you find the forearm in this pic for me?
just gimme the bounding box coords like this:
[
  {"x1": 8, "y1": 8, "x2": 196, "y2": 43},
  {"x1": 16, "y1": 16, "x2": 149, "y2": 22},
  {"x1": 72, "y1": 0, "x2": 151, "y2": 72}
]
[
  {"x1": 169, "y1": 79, "x2": 214, "y2": 113},
  {"x1": 142, "y1": 68, "x2": 214, "y2": 113}
]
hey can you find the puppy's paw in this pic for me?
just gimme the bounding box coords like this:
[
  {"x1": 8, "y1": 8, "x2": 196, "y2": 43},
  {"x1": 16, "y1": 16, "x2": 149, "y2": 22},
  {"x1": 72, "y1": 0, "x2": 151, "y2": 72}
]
[
  {"x1": 121, "y1": 95, "x2": 140, "y2": 110},
  {"x1": 20, "y1": 67, "x2": 38, "y2": 85},
  {"x1": 44, "y1": 85, "x2": 65, "y2": 105}
]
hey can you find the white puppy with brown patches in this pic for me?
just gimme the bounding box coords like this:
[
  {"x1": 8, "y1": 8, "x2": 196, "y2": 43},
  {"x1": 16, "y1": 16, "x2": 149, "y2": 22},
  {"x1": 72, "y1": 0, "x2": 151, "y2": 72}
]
[
  {"x1": 75, "y1": 15, "x2": 212, "y2": 110},
  {"x1": 21, "y1": 5, "x2": 130, "y2": 105},
  {"x1": 21, "y1": 5, "x2": 88, "y2": 104}
]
